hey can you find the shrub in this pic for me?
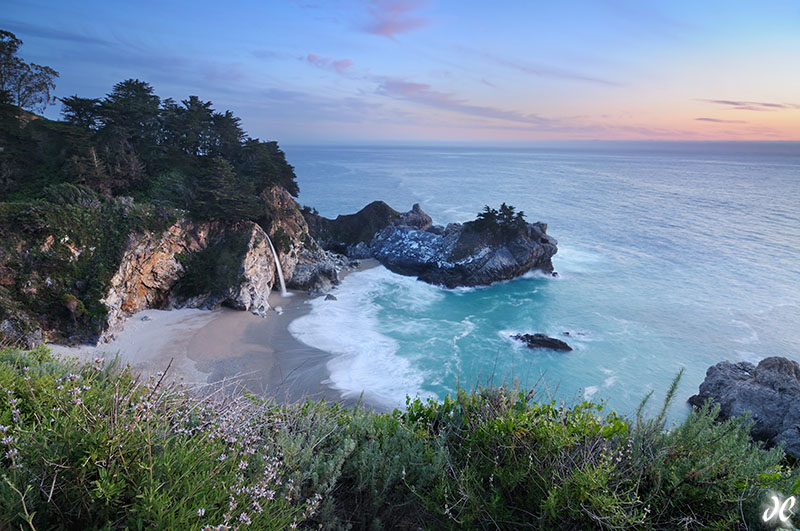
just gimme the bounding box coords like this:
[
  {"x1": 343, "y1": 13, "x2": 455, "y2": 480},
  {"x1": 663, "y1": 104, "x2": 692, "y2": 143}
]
[{"x1": 0, "y1": 347, "x2": 313, "y2": 529}]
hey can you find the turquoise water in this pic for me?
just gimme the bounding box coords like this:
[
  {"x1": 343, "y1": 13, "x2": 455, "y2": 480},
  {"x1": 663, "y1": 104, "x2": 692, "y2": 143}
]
[{"x1": 285, "y1": 142, "x2": 800, "y2": 418}]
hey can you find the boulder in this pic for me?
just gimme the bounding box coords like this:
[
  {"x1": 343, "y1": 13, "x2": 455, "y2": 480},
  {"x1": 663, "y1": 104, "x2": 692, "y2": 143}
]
[
  {"x1": 688, "y1": 357, "x2": 800, "y2": 457},
  {"x1": 511, "y1": 333, "x2": 572, "y2": 351},
  {"x1": 289, "y1": 248, "x2": 343, "y2": 292}
]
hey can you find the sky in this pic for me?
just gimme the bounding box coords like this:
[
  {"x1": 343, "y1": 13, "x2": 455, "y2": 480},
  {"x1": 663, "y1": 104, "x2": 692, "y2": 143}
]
[{"x1": 3, "y1": 0, "x2": 800, "y2": 143}]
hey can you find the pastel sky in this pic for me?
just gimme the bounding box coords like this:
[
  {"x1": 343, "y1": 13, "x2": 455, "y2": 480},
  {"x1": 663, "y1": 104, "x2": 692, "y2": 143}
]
[{"x1": 4, "y1": 0, "x2": 800, "y2": 142}]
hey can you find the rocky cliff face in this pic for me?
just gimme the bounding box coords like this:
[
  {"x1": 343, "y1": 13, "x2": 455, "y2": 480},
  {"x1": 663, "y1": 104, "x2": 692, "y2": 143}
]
[
  {"x1": 101, "y1": 220, "x2": 278, "y2": 341},
  {"x1": 304, "y1": 201, "x2": 407, "y2": 253},
  {"x1": 369, "y1": 220, "x2": 556, "y2": 288},
  {"x1": 99, "y1": 185, "x2": 353, "y2": 341},
  {"x1": 689, "y1": 357, "x2": 800, "y2": 458},
  {"x1": 262, "y1": 185, "x2": 353, "y2": 293}
]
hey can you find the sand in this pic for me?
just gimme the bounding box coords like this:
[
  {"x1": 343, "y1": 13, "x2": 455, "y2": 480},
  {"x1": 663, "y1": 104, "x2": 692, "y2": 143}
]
[{"x1": 48, "y1": 260, "x2": 380, "y2": 407}]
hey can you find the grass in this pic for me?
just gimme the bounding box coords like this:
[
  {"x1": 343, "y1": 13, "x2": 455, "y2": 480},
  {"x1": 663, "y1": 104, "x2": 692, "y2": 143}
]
[{"x1": 0, "y1": 346, "x2": 798, "y2": 530}]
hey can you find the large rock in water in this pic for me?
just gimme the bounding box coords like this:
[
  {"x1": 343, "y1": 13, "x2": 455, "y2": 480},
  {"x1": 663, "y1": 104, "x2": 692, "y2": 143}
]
[
  {"x1": 306, "y1": 202, "x2": 557, "y2": 288},
  {"x1": 369, "y1": 217, "x2": 557, "y2": 288},
  {"x1": 688, "y1": 357, "x2": 800, "y2": 457},
  {"x1": 304, "y1": 201, "x2": 432, "y2": 254}
]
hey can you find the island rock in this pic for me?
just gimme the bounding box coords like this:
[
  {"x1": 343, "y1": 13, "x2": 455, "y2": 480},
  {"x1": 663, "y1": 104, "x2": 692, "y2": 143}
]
[
  {"x1": 306, "y1": 202, "x2": 557, "y2": 288},
  {"x1": 688, "y1": 357, "x2": 800, "y2": 458}
]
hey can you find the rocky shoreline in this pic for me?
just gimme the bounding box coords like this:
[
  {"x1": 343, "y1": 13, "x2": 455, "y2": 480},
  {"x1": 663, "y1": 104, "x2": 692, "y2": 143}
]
[{"x1": 689, "y1": 356, "x2": 800, "y2": 458}]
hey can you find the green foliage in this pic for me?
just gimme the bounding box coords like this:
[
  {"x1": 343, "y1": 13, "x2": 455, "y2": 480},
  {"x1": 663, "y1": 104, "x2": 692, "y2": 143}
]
[
  {"x1": 0, "y1": 350, "x2": 797, "y2": 529},
  {"x1": 1, "y1": 73, "x2": 299, "y2": 208},
  {"x1": 273, "y1": 400, "x2": 443, "y2": 530},
  {"x1": 194, "y1": 156, "x2": 262, "y2": 221},
  {"x1": 0, "y1": 197, "x2": 177, "y2": 341},
  {"x1": 173, "y1": 227, "x2": 251, "y2": 299},
  {"x1": 272, "y1": 226, "x2": 291, "y2": 254},
  {"x1": 0, "y1": 346, "x2": 308, "y2": 529},
  {"x1": 468, "y1": 202, "x2": 526, "y2": 234},
  {"x1": 0, "y1": 30, "x2": 59, "y2": 113}
]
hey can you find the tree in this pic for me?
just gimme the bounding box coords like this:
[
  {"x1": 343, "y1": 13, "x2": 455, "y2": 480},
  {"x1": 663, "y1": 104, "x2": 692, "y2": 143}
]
[
  {"x1": 195, "y1": 156, "x2": 261, "y2": 220},
  {"x1": 238, "y1": 139, "x2": 299, "y2": 197},
  {"x1": 99, "y1": 79, "x2": 160, "y2": 147},
  {"x1": 0, "y1": 30, "x2": 59, "y2": 113},
  {"x1": 60, "y1": 95, "x2": 102, "y2": 130}
]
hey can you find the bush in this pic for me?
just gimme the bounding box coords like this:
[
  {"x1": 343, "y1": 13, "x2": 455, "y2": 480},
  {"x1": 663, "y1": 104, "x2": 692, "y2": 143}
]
[{"x1": 0, "y1": 347, "x2": 313, "y2": 529}]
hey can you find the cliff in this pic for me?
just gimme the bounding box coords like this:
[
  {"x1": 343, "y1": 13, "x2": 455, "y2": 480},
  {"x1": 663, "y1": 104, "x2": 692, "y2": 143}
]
[
  {"x1": 100, "y1": 219, "x2": 277, "y2": 341},
  {"x1": 0, "y1": 185, "x2": 352, "y2": 345}
]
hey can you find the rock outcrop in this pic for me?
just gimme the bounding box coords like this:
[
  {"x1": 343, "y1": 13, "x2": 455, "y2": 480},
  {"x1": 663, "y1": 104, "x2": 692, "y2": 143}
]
[
  {"x1": 0, "y1": 315, "x2": 43, "y2": 349},
  {"x1": 305, "y1": 201, "x2": 432, "y2": 254},
  {"x1": 511, "y1": 333, "x2": 572, "y2": 351},
  {"x1": 367, "y1": 218, "x2": 556, "y2": 288},
  {"x1": 101, "y1": 220, "x2": 278, "y2": 341},
  {"x1": 688, "y1": 357, "x2": 800, "y2": 457},
  {"x1": 263, "y1": 185, "x2": 354, "y2": 293},
  {"x1": 307, "y1": 202, "x2": 556, "y2": 288}
]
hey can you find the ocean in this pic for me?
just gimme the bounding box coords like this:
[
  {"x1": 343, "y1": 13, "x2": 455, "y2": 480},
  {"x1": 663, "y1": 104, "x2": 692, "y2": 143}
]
[{"x1": 284, "y1": 142, "x2": 800, "y2": 419}]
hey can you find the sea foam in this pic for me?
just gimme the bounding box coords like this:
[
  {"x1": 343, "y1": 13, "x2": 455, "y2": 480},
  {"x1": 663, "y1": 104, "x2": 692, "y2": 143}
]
[{"x1": 289, "y1": 266, "x2": 436, "y2": 408}]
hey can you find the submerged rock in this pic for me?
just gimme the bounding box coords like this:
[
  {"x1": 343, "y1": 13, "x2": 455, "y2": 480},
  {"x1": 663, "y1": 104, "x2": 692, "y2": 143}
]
[
  {"x1": 511, "y1": 333, "x2": 572, "y2": 351},
  {"x1": 689, "y1": 357, "x2": 800, "y2": 458}
]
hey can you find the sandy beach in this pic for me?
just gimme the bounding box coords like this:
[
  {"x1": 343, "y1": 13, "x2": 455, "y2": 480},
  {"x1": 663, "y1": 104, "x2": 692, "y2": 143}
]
[{"x1": 49, "y1": 260, "x2": 380, "y2": 407}]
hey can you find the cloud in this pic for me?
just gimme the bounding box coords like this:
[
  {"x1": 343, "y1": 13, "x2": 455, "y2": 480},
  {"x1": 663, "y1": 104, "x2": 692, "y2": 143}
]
[
  {"x1": 695, "y1": 117, "x2": 748, "y2": 124},
  {"x1": 4, "y1": 20, "x2": 110, "y2": 45},
  {"x1": 365, "y1": 0, "x2": 429, "y2": 39},
  {"x1": 375, "y1": 76, "x2": 552, "y2": 126},
  {"x1": 461, "y1": 47, "x2": 621, "y2": 86},
  {"x1": 307, "y1": 53, "x2": 355, "y2": 75},
  {"x1": 251, "y1": 49, "x2": 280, "y2": 60},
  {"x1": 699, "y1": 99, "x2": 800, "y2": 111}
]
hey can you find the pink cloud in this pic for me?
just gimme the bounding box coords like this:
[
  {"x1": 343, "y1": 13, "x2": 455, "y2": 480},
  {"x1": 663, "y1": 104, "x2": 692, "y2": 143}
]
[
  {"x1": 699, "y1": 99, "x2": 800, "y2": 111},
  {"x1": 365, "y1": 0, "x2": 429, "y2": 39},
  {"x1": 307, "y1": 53, "x2": 354, "y2": 75}
]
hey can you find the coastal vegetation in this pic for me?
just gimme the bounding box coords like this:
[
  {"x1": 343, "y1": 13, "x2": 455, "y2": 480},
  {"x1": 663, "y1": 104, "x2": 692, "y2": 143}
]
[{"x1": 1, "y1": 346, "x2": 797, "y2": 529}]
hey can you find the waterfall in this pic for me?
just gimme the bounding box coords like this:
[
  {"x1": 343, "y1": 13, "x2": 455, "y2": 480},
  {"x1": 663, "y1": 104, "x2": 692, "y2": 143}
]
[{"x1": 265, "y1": 233, "x2": 289, "y2": 297}]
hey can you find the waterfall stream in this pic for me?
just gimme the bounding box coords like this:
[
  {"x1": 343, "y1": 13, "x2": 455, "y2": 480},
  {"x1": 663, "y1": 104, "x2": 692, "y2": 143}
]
[{"x1": 265, "y1": 233, "x2": 289, "y2": 297}]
